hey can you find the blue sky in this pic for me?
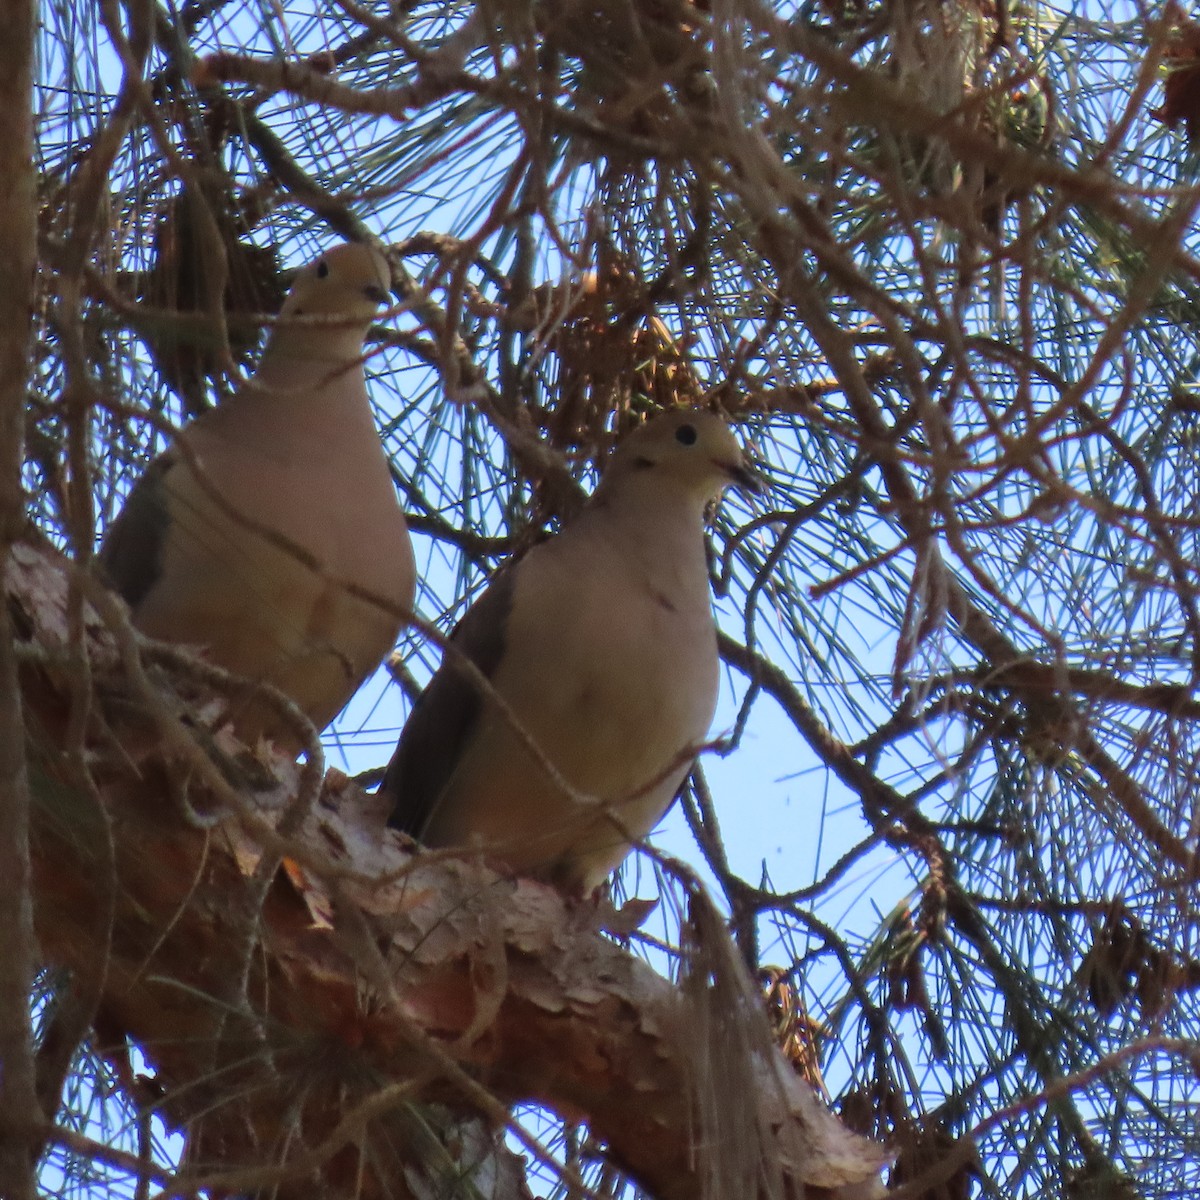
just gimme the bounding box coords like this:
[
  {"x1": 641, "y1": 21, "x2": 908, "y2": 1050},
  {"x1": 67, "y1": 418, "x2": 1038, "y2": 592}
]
[{"x1": 36, "y1": 0, "x2": 1200, "y2": 1193}]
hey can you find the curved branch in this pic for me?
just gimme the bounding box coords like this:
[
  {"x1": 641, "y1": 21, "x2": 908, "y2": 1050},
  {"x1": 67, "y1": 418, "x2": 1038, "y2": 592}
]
[{"x1": 13, "y1": 540, "x2": 889, "y2": 1200}]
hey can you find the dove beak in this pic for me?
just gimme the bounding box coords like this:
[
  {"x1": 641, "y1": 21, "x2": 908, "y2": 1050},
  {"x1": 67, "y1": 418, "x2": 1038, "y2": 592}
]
[{"x1": 721, "y1": 457, "x2": 764, "y2": 495}]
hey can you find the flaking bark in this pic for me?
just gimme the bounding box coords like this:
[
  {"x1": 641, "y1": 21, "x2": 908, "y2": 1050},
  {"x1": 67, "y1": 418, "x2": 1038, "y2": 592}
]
[{"x1": 13, "y1": 539, "x2": 890, "y2": 1199}]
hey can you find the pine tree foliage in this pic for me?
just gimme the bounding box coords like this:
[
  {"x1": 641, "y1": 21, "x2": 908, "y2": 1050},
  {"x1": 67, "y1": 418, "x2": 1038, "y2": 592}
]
[{"x1": 22, "y1": 0, "x2": 1200, "y2": 1196}]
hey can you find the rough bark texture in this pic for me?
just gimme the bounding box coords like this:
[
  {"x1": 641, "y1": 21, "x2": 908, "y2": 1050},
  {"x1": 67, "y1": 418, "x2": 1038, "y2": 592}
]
[
  {"x1": 0, "y1": 0, "x2": 40, "y2": 1193},
  {"x1": 13, "y1": 539, "x2": 891, "y2": 1198}
]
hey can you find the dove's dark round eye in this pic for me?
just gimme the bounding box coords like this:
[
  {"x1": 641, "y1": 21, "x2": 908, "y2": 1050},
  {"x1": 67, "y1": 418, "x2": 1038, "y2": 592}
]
[
  {"x1": 315, "y1": 259, "x2": 330, "y2": 279},
  {"x1": 675, "y1": 423, "x2": 697, "y2": 446}
]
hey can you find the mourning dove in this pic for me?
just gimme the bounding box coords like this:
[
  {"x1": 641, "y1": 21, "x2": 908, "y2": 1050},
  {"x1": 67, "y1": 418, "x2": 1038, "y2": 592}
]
[
  {"x1": 100, "y1": 241, "x2": 415, "y2": 751},
  {"x1": 381, "y1": 409, "x2": 759, "y2": 892}
]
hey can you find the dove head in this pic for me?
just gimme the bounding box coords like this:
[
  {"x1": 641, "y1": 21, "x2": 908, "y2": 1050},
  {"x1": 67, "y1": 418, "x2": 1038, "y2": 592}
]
[
  {"x1": 598, "y1": 409, "x2": 761, "y2": 508},
  {"x1": 267, "y1": 242, "x2": 392, "y2": 361}
]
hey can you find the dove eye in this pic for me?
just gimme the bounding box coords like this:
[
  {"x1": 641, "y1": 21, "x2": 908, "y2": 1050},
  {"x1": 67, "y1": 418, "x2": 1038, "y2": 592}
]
[
  {"x1": 315, "y1": 259, "x2": 330, "y2": 279},
  {"x1": 675, "y1": 423, "x2": 697, "y2": 446}
]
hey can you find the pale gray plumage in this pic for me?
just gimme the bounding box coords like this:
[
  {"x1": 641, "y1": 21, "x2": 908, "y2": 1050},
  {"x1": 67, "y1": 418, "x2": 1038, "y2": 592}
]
[
  {"x1": 382, "y1": 409, "x2": 758, "y2": 892},
  {"x1": 100, "y1": 241, "x2": 415, "y2": 751}
]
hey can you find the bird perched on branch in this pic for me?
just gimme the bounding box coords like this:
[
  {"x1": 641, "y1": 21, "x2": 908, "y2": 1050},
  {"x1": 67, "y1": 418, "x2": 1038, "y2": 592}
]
[
  {"x1": 100, "y1": 241, "x2": 415, "y2": 753},
  {"x1": 381, "y1": 408, "x2": 759, "y2": 892}
]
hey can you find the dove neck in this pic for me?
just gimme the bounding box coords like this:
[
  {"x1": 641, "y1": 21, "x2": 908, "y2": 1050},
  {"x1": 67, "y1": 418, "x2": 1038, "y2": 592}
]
[
  {"x1": 586, "y1": 478, "x2": 710, "y2": 578},
  {"x1": 233, "y1": 346, "x2": 374, "y2": 439},
  {"x1": 257, "y1": 323, "x2": 371, "y2": 375},
  {"x1": 592, "y1": 466, "x2": 714, "y2": 526},
  {"x1": 251, "y1": 335, "x2": 369, "y2": 399}
]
